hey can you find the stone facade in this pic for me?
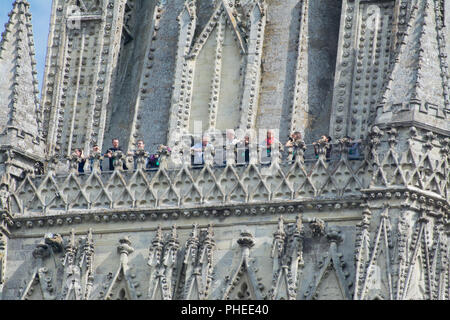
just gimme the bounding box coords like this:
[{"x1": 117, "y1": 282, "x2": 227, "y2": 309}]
[{"x1": 0, "y1": 0, "x2": 449, "y2": 300}]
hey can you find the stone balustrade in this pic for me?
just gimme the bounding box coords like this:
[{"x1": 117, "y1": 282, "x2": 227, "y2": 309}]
[{"x1": 11, "y1": 145, "x2": 368, "y2": 217}]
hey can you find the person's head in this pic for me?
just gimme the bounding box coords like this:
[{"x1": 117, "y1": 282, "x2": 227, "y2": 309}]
[
  {"x1": 112, "y1": 138, "x2": 119, "y2": 148},
  {"x1": 293, "y1": 131, "x2": 302, "y2": 141},
  {"x1": 226, "y1": 129, "x2": 235, "y2": 141},
  {"x1": 75, "y1": 148, "x2": 83, "y2": 157},
  {"x1": 202, "y1": 135, "x2": 209, "y2": 147},
  {"x1": 137, "y1": 139, "x2": 145, "y2": 150},
  {"x1": 327, "y1": 136, "x2": 332, "y2": 143},
  {"x1": 244, "y1": 135, "x2": 250, "y2": 144},
  {"x1": 267, "y1": 130, "x2": 274, "y2": 140},
  {"x1": 92, "y1": 144, "x2": 100, "y2": 153}
]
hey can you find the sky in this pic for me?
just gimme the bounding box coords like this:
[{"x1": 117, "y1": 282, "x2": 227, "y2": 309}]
[{"x1": 0, "y1": 0, "x2": 52, "y2": 91}]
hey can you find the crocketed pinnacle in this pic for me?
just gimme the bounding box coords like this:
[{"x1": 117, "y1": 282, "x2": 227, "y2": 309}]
[
  {"x1": 0, "y1": 0, "x2": 42, "y2": 139},
  {"x1": 376, "y1": 0, "x2": 449, "y2": 122}
]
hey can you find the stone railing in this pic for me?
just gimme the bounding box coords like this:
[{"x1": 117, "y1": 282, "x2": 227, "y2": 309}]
[{"x1": 10, "y1": 141, "x2": 370, "y2": 217}]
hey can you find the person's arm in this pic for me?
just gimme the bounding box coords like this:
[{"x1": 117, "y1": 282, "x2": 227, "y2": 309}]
[
  {"x1": 192, "y1": 144, "x2": 202, "y2": 153},
  {"x1": 278, "y1": 140, "x2": 284, "y2": 152}
]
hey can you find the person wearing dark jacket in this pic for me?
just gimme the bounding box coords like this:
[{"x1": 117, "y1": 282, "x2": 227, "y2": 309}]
[
  {"x1": 74, "y1": 148, "x2": 86, "y2": 173},
  {"x1": 105, "y1": 138, "x2": 128, "y2": 171}
]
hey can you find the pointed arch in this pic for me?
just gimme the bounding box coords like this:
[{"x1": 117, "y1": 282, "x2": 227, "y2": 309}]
[
  {"x1": 359, "y1": 211, "x2": 394, "y2": 300},
  {"x1": 222, "y1": 232, "x2": 263, "y2": 300},
  {"x1": 307, "y1": 243, "x2": 351, "y2": 300},
  {"x1": 104, "y1": 266, "x2": 136, "y2": 300}
]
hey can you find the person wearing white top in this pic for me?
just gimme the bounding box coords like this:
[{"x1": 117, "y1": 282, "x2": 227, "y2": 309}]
[
  {"x1": 191, "y1": 136, "x2": 213, "y2": 165},
  {"x1": 224, "y1": 129, "x2": 240, "y2": 164}
]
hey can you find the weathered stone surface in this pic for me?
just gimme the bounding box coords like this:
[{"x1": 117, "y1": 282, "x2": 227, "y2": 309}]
[{"x1": 0, "y1": 0, "x2": 448, "y2": 300}]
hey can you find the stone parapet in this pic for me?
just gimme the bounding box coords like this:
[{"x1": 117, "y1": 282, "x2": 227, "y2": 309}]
[{"x1": 11, "y1": 154, "x2": 368, "y2": 218}]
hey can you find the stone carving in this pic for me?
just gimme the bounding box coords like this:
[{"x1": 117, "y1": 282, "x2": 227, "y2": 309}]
[
  {"x1": 177, "y1": 224, "x2": 216, "y2": 300},
  {"x1": 73, "y1": 0, "x2": 102, "y2": 14},
  {"x1": 112, "y1": 151, "x2": 126, "y2": 171},
  {"x1": 32, "y1": 162, "x2": 44, "y2": 176},
  {"x1": 0, "y1": 233, "x2": 6, "y2": 290},
  {"x1": 0, "y1": 0, "x2": 45, "y2": 165},
  {"x1": 61, "y1": 229, "x2": 95, "y2": 300},
  {"x1": 22, "y1": 239, "x2": 56, "y2": 300},
  {"x1": 222, "y1": 230, "x2": 265, "y2": 300},
  {"x1": 310, "y1": 218, "x2": 325, "y2": 238},
  {"x1": 21, "y1": 230, "x2": 95, "y2": 300},
  {"x1": 306, "y1": 227, "x2": 351, "y2": 300},
  {"x1": 269, "y1": 215, "x2": 304, "y2": 300},
  {"x1": 0, "y1": 181, "x2": 10, "y2": 212},
  {"x1": 11, "y1": 153, "x2": 370, "y2": 216},
  {"x1": 148, "y1": 226, "x2": 180, "y2": 300},
  {"x1": 104, "y1": 236, "x2": 138, "y2": 300},
  {"x1": 167, "y1": 0, "x2": 267, "y2": 144},
  {"x1": 354, "y1": 204, "x2": 449, "y2": 300}
]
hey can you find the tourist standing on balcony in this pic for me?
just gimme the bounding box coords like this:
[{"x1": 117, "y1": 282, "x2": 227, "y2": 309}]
[
  {"x1": 148, "y1": 144, "x2": 172, "y2": 169},
  {"x1": 313, "y1": 135, "x2": 333, "y2": 160},
  {"x1": 89, "y1": 144, "x2": 103, "y2": 171},
  {"x1": 128, "y1": 139, "x2": 149, "y2": 170},
  {"x1": 285, "y1": 131, "x2": 304, "y2": 162},
  {"x1": 105, "y1": 138, "x2": 128, "y2": 171},
  {"x1": 260, "y1": 130, "x2": 283, "y2": 164},
  {"x1": 236, "y1": 134, "x2": 250, "y2": 165},
  {"x1": 74, "y1": 148, "x2": 86, "y2": 173},
  {"x1": 224, "y1": 129, "x2": 240, "y2": 164},
  {"x1": 191, "y1": 135, "x2": 213, "y2": 165}
]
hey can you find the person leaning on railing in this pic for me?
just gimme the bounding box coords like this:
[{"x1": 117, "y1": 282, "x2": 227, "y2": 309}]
[
  {"x1": 236, "y1": 135, "x2": 250, "y2": 165},
  {"x1": 260, "y1": 130, "x2": 284, "y2": 164},
  {"x1": 128, "y1": 139, "x2": 148, "y2": 170},
  {"x1": 105, "y1": 138, "x2": 128, "y2": 171},
  {"x1": 313, "y1": 135, "x2": 332, "y2": 160},
  {"x1": 148, "y1": 144, "x2": 172, "y2": 169},
  {"x1": 88, "y1": 144, "x2": 103, "y2": 171},
  {"x1": 53, "y1": 133, "x2": 370, "y2": 175},
  {"x1": 72, "y1": 148, "x2": 86, "y2": 173},
  {"x1": 285, "y1": 131, "x2": 305, "y2": 162},
  {"x1": 224, "y1": 129, "x2": 240, "y2": 165},
  {"x1": 191, "y1": 135, "x2": 214, "y2": 166}
]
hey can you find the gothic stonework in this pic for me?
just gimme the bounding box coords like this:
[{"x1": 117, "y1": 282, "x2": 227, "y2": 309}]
[{"x1": 0, "y1": 0, "x2": 449, "y2": 300}]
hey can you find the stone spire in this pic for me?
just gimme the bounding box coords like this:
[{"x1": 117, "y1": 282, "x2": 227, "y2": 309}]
[
  {"x1": 0, "y1": 0, "x2": 46, "y2": 187},
  {"x1": 375, "y1": 0, "x2": 450, "y2": 133},
  {"x1": 0, "y1": 0, "x2": 43, "y2": 140}
]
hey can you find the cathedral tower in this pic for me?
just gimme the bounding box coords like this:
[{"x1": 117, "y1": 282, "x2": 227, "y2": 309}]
[
  {"x1": 354, "y1": 0, "x2": 449, "y2": 300},
  {"x1": 40, "y1": 0, "x2": 129, "y2": 157},
  {"x1": 0, "y1": 0, "x2": 448, "y2": 301}
]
